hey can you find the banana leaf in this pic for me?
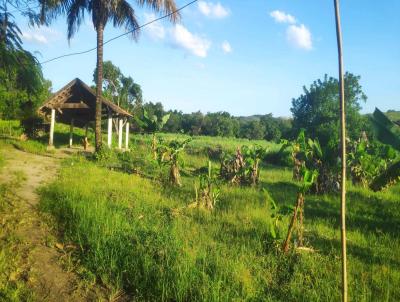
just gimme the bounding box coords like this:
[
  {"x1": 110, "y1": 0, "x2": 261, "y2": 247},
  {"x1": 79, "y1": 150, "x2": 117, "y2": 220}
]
[
  {"x1": 370, "y1": 160, "x2": 400, "y2": 191},
  {"x1": 370, "y1": 108, "x2": 400, "y2": 151}
]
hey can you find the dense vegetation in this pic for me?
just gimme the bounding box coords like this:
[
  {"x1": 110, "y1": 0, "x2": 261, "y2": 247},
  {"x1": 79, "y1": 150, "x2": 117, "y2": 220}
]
[
  {"x1": 0, "y1": 2, "x2": 51, "y2": 121},
  {"x1": 34, "y1": 131, "x2": 400, "y2": 301}
]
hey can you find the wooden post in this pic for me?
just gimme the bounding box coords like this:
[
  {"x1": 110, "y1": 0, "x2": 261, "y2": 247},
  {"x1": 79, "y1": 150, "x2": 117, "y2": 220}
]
[
  {"x1": 69, "y1": 118, "x2": 74, "y2": 148},
  {"x1": 85, "y1": 124, "x2": 89, "y2": 137},
  {"x1": 334, "y1": 1, "x2": 348, "y2": 301},
  {"x1": 107, "y1": 115, "x2": 112, "y2": 148},
  {"x1": 49, "y1": 109, "x2": 55, "y2": 146},
  {"x1": 118, "y1": 118, "x2": 123, "y2": 149},
  {"x1": 125, "y1": 122, "x2": 129, "y2": 150}
]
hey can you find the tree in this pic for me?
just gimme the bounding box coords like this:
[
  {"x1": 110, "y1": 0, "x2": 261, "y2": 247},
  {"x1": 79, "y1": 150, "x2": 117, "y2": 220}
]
[
  {"x1": 260, "y1": 114, "x2": 281, "y2": 141},
  {"x1": 239, "y1": 120, "x2": 265, "y2": 140},
  {"x1": 0, "y1": 4, "x2": 51, "y2": 120},
  {"x1": 182, "y1": 111, "x2": 204, "y2": 135},
  {"x1": 291, "y1": 73, "x2": 367, "y2": 151},
  {"x1": 164, "y1": 110, "x2": 183, "y2": 133},
  {"x1": 41, "y1": 0, "x2": 179, "y2": 151},
  {"x1": 93, "y1": 61, "x2": 142, "y2": 113},
  {"x1": 93, "y1": 60, "x2": 122, "y2": 103},
  {"x1": 203, "y1": 112, "x2": 239, "y2": 137}
]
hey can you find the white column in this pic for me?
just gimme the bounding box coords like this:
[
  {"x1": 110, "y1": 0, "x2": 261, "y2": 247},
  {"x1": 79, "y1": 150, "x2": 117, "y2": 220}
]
[
  {"x1": 69, "y1": 118, "x2": 74, "y2": 148},
  {"x1": 125, "y1": 122, "x2": 129, "y2": 150},
  {"x1": 49, "y1": 109, "x2": 55, "y2": 146},
  {"x1": 118, "y1": 118, "x2": 123, "y2": 149},
  {"x1": 107, "y1": 116, "x2": 112, "y2": 148}
]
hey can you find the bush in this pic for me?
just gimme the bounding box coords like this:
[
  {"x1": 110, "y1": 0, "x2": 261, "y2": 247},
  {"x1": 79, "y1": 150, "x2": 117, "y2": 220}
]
[
  {"x1": 93, "y1": 146, "x2": 118, "y2": 164},
  {"x1": 21, "y1": 117, "x2": 46, "y2": 138},
  {"x1": 264, "y1": 149, "x2": 292, "y2": 167}
]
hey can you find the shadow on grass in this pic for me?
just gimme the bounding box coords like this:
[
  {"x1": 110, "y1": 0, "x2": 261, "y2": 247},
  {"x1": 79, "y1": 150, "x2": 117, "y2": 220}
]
[
  {"x1": 305, "y1": 191, "x2": 400, "y2": 237},
  {"x1": 261, "y1": 180, "x2": 299, "y2": 215},
  {"x1": 309, "y1": 234, "x2": 400, "y2": 268}
]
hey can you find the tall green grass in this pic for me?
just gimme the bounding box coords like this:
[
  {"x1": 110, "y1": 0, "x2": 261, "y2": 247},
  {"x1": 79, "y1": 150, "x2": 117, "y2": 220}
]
[
  {"x1": 0, "y1": 120, "x2": 22, "y2": 138},
  {"x1": 40, "y1": 151, "x2": 400, "y2": 301}
]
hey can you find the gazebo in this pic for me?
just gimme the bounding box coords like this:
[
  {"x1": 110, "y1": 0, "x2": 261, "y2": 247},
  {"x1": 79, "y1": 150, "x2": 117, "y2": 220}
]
[{"x1": 39, "y1": 78, "x2": 132, "y2": 149}]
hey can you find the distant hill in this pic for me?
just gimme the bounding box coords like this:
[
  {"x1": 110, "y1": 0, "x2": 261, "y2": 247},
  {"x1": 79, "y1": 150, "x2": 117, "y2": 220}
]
[
  {"x1": 235, "y1": 110, "x2": 399, "y2": 125},
  {"x1": 385, "y1": 110, "x2": 400, "y2": 124},
  {"x1": 237, "y1": 115, "x2": 264, "y2": 122},
  {"x1": 237, "y1": 114, "x2": 292, "y2": 122}
]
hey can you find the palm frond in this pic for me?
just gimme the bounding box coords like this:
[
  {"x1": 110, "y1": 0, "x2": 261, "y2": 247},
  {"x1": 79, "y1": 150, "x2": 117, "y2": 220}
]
[
  {"x1": 112, "y1": 0, "x2": 140, "y2": 39},
  {"x1": 135, "y1": 0, "x2": 180, "y2": 22},
  {"x1": 66, "y1": 0, "x2": 88, "y2": 40}
]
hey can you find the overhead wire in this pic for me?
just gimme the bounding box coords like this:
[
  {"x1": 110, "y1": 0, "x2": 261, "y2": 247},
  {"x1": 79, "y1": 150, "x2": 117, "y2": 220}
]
[{"x1": 39, "y1": 0, "x2": 199, "y2": 65}]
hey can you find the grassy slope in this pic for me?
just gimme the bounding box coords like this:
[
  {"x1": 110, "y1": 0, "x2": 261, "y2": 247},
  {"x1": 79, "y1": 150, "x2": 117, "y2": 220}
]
[
  {"x1": 386, "y1": 111, "x2": 400, "y2": 123},
  {"x1": 39, "y1": 134, "x2": 400, "y2": 301}
]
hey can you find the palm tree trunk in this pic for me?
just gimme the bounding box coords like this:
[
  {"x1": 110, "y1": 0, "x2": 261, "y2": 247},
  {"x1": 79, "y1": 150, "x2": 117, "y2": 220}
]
[
  {"x1": 95, "y1": 22, "x2": 104, "y2": 152},
  {"x1": 334, "y1": 1, "x2": 348, "y2": 301}
]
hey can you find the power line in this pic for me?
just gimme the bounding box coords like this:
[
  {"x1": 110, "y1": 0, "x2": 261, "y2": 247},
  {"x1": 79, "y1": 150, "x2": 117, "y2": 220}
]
[{"x1": 39, "y1": 0, "x2": 198, "y2": 65}]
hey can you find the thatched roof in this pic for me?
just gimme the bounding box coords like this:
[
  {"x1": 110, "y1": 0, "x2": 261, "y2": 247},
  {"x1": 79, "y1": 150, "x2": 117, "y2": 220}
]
[{"x1": 39, "y1": 78, "x2": 132, "y2": 127}]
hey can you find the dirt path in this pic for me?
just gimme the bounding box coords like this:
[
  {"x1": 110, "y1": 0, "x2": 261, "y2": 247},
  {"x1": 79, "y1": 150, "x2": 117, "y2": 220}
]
[{"x1": 0, "y1": 146, "x2": 104, "y2": 301}]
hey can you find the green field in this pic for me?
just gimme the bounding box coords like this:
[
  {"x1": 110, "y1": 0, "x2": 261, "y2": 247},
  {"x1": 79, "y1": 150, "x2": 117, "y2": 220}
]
[
  {"x1": 25, "y1": 128, "x2": 399, "y2": 301},
  {"x1": 1, "y1": 120, "x2": 399, "y2": 301}
]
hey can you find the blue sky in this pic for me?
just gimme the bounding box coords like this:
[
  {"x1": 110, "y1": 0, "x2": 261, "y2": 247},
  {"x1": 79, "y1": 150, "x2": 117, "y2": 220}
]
[{"x1": 16, "y1": 0, "x2": 400, "y2": 117}]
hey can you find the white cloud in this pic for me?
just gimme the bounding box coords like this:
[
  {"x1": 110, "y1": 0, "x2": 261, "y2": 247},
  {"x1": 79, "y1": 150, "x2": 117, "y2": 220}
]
[
  {"x1": 22, "y1": 27, "x2": 62, "y2": 44},
  {"x1": 144, "y1": 13, "x2": 165, "y2": 41},
  {"x1": 198, "y1": 1, "x2": 229, "y2": 18},
  {"x1": 170, "y1": 24, "x2": 211, "y2": 58},
  {"x1": 269, "y1": 10, "x2": 296, "y2": 24},
  {"x1": 286, "y1": 24, "x2": 312, "y2": 50},
  {"x1": 142, "y1": 13, "x2": 211, "y2": 58},
  {"x1": 221, "y1": 41, "x2": 232, "y2": 54}
]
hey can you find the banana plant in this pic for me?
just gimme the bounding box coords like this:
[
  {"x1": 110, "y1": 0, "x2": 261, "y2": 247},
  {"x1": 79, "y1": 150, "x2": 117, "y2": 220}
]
[
  {"x1": 282, "y1": 168, "x2": 319, "y2": 253},
  {"x1": 263, "y1": 188, "x2": 284, "y2": 244},
  {"x1": 194, "y1": 161, "x2": 221, "y2": 210},
  {"x1": 348, "y1": 141, "x2": 396, "y2": 188},
  {"x1": 369, "y1": 108, "x2": 400, "y2": 191},
  {"x1": 241, "y1": 144, "x2": 268, "y2": 186},
  {"x1": 156, "y1": 138, "x2": 191, "y2": 186},
  {"x1": 280, "y1": 130, "x2": 323, "y2": 184},
  {"x1": 135, "y1": 108, "x2": 170, "y2": 159},
  {"x1": 220, "y1": 144, "x2": 268, "y2": 186}
]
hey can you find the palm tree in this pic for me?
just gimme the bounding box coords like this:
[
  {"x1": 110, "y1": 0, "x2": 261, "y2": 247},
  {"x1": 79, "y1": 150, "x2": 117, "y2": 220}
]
[
  {"x1": 333, "y1": 0, "x2": 347, "y2": 301},
  {"x1": 40, "y1": 0, "x2": 179, "y2": 151}
]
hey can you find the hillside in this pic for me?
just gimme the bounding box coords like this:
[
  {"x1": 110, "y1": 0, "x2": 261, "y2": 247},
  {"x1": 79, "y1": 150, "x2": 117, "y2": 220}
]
[{"x1": 386, "y1": 110, "x2": 400, "y2": 123}]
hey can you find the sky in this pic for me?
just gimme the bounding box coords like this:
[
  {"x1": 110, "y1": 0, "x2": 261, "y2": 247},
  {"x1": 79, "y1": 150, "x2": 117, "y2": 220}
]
[{"x1": 15, "y1": 0, "x2": 400, "y2": 117}]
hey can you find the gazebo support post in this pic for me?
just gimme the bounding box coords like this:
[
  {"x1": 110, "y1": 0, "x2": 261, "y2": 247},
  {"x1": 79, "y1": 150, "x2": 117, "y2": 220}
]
[
  {"x1": 118, "y1": 118, "x2": 123, "y2": 150},
  {"x1": 69, "y1": 118, "x2": 74, "y2": 148},
  {"x1": 125, "y1": 122, "x2": 129, "y2": 150},
  {"x1": 49, "y1": 109, "x2": 55, "y2": 147},
  {"x1": 85, "y1": 124, "x2": 89, "y2": 137},
  {"x1": 107, "y1": 115, "x2": 113, "y2": 148}
]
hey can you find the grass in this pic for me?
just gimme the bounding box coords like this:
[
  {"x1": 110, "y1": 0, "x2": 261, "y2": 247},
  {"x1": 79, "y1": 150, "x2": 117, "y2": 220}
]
[
  {"x1": 0, "y1": 161, "x2": 34, "y2": 301},
  {"x1": 0, "y1": 120, "x2": 22, "y2": 138},
  {"x1": 1, "y1": 120, "x2": 398, "y2": 300},
  {"x1": 12, "y1": 140, "x2": 54, "y2": 156},
  {"x1": 38, "y1": 133, "x2": 400, "y2": 301}
]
